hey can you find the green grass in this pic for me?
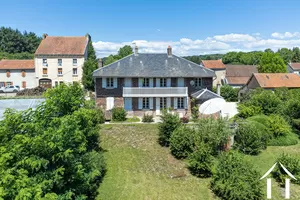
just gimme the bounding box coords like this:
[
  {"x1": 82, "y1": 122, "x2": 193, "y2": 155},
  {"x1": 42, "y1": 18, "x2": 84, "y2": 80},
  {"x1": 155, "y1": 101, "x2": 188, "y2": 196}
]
[
  {"x1": 111, "y1": 116, "x2": 141, "y2": 123},
  {"x1": 97, "y1": 124, "x2": 300, "y2": 200}
]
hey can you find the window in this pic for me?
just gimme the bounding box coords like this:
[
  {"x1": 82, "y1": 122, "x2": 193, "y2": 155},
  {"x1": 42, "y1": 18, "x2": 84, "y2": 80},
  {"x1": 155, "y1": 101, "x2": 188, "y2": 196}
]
[
  {"x1": 58, "y1": 59, "x2": 62, "y2": 66},
  {"x1": 194, "y1": 78, "x2": 202, "y2": 87},
  {"x1": 21, "y1": 70, "x2": 26, "y2": 77},
  {"x1": 55, "y1": 81, "x2": 58, "y2": 87},
  {"x1": 59, "y1": 81, "x2": 64, "y2": 85},
  {"x1": 58, "y1": 68, "x2": 63, "y2": 75},
  {"x1": 43, "y1": 68, "x2": 48, "y2": 75},
  {"x1": 6, "y1": 70, "x2": 10, "y2": 78},
  {"x1": 142, "y1": 98, "x2": 150, "y2": 109},
  {"x1": 106, "y1": 78, "x2": 114, "y2": 87},
  {"x1": 142, "y1": 78, "x2": 149, "y2": 87},
  {"x1": 9, "y1": 86, "x2": 14, "y2": 88},
  {"x1": 73, "y1": 59, "x2": 77, "y2": 66},
  {"x1": 6, "y1": 82, "x2": 12, "y2": 86},
  {"x1": 43, "y1": 59, "x2": 47, "y2": 66},
  {"x1": 160, "y1": 78, "x2": 167, "y2": 87},
  {"x1": 177, "y1": 97, "x2": 184, "y2": 109},
  {"x1": 160, "y1": 97, "x2": 167, "y2": 109},
  {"x1": 73, "y1": 68, "x2": 78, "y2": 75},
  {"x1": 0, "y1": 82, "x2": 4, "y2": 87},
  {"x1": 22, "y1": 81, "x2": 26, "y2": 88}
]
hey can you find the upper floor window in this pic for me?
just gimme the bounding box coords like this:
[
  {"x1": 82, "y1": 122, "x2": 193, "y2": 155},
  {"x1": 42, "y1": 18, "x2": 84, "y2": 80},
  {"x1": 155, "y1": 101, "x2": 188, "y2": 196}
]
[
  {"x1": 21, "y1": 70, "x2": 26, "y2": 77},
  {"x1": 6, "y1": 70, "x2": 10, "y2": 78},
  {"x1": 58, "y1": 68, "x2": 63, "y2": 75},
  {"x1": 142, "y1": 98, "x2": 150, "y2": 109},
  {"x1": 106, "y1": 78, "x2": 114, "y2": 87},
  {"x1": 177, "y1": 97, "x2": 184, "y2": 109},
  {"x1": 58, "y1": 59, "x2": 62, "y2": 66},
  {"x1": 73, "y1": 59, "x2": 77, "y2": 66},
  {"x1": 160, "y1": 78, "x2": 167, "y2": 87},
  {"x1": 142, "y1": 78, "x2": 149, "y2": 87},
  {"x1": 43, "y1": 68, "x2": 48, "y2": 75},
  {"x1": 73, "y1": 68, "x2": 77, "y2": 75},
  {"x1": 43, "y1": 59, "x2": 47, "y2": 66},
  {"x1": 194, "y1": 78, "x2": 202, "y2": 87}
]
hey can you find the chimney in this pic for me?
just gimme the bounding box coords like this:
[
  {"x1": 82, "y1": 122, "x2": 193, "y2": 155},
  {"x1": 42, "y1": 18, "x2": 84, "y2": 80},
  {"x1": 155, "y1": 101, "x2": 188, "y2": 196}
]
[
  {"x1": 42, "y1": 33, "x2": 48, "y2": 39},
  {"x1": 134, "y1": 45, "x2": 138, "y2": 56},
  {"x1": 167, "y1": 46, "x2": 172, "y2": 57},
  {"x1": 217, "y1": 81, "x2": 221, "y2": 96},
  {"x1": 98, "y1": 58, "x2": 103, "y2": 68}
]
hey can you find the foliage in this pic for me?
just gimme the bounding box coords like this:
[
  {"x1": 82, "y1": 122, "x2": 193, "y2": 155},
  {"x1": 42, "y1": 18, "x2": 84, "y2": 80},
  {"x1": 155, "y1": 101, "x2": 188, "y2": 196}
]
[
  {"x1": 292, "y1": 47, "x2": 300, "y2": 62},
  {"x1": 188, "y1": 142, "x2": 214, "y2": 178},
  {"x1": 237, "y1": 104, "x2": 262, "y2": 118},
  {"x1": 158, "y1": 111, "x2": 181, "y2": 146},
  {"x1": 112, "y1": 107, "x2": 127, "y2": 122},
  {"x1": 127, "y1": 116, "x2": 140, "y2": 122},
  {"x1": 268, "y1": 114, "x2": 292, "y2": 137},
  {"x1": 222, "y1": 51, "x2": 263, "y2": 65},
  {"x1": 103, "y1": 45, "x2": 133, "y2": 66},
  {"x1": 183, "y1": 54, "x2": 223, "y2": 64},
  {"x1": 257, "y1": 52, "x2": 287, "y2": 73},
  {"x1": 180, "y1": 116, "x2": 189, "y2": 123},
  {"x1": 272, "y1": 154, "x2": 300, "y2": 185},
  {"x1": 0, "y1": 84, "x2": 105, "y2": 199},
  {"x1": 213, "y1": 85, "x2": 238, "y2": 102},
  {"x1": 211, "y1": 151, "x2": 263, "y2": 200},
  {"x1": 142, "y1": 114, "x2": 154, "y2": 123},
  {"x1": 169, "y1": 126, "x2": 195, "y2": 159},
  {"x1": 234, "y1": 120, "x2": 268, "y2": 155},
  {"x1": 268, "y1": 133, "x2": 299, "y2": 146},
  {"x1": 0, "y1": 52, "x2": 33, "y2": 60},
  {"x1": 191, "y1": 98, "x2": 199, "y2": 122}
]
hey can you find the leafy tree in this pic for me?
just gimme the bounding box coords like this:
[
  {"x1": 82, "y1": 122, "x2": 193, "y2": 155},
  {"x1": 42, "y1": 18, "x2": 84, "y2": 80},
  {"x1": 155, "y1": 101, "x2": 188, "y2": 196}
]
[
  {"x1": 158, "y1": 111, "x2": 181, "y2": 146},
  {"x1": 257, "y1": 52, "x2": 287, "y2": 73},
  {"x1": 118, "y1": 45, "x2": 133, "y2": 58},
  {"x1": 104, "y1": 54, "x2": 117, "y2": 66},
  {"x1": 277, "y1": 48, "x2": 292, "y2": 63},
  {"x1": 212, "y1": 85, "x2": 238, "y2": 102},
  {"x1": 292, "y1": 47, "x2": 300, "y2": 62}
]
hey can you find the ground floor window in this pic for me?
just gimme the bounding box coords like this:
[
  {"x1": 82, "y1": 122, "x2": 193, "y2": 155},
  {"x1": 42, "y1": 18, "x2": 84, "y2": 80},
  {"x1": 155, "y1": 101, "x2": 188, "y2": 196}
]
[
  {"x1": 59, "y1": 81, "x2": 64, "y2": 85},
  {"x1": 22, "y1": 81, "x2": 26, "y2": 88},
  {"x1": 6, "y1": 82, "x2": 12, "y2": 86},
  {"x1": 177, "y1": 97, "x2": 184, "y2": 109},
  {"x1": 0, "y1": 82, "x2": 5, "y2": 87},
  {"x1": 160, "y1": 97, "x2": 167, "y2": 109},
  {"x1": 142, "y1": 97, "x2": 150, "y2": 109}
]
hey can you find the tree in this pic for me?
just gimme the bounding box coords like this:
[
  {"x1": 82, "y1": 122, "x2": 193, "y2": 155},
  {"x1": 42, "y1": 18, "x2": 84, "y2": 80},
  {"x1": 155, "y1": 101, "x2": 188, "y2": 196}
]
[
  {"x1": 103, "y1": 45, "x2": 133, "y2": 66},
  {"x1": 104, "y1": 55, "x2": 117, "y2": 66},
  {"x1": 292, "y1": 47, "x2": 300, "y2": 62},
  {"x1": 257, "y1": 52, "x2": 287, "y2": 73},
  {"x1": 277, "y1": 48, "x2": 292, "y2": 64}
]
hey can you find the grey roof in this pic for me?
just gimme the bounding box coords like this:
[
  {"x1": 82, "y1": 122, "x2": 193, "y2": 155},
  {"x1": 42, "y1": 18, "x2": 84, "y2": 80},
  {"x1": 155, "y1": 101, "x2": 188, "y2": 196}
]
[
  {"x1": 93, "y1": 53, "x2": 216, "y2": 78},
  {"x1": 191, "y1": 89, "x2": 223, "y2": 104}
]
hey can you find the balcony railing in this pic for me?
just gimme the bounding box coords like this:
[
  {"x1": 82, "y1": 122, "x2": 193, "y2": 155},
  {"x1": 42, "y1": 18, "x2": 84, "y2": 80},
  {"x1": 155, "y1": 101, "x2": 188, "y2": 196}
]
[{"x1": 123, "y1": 87, "x2": 188, "y2": 97}]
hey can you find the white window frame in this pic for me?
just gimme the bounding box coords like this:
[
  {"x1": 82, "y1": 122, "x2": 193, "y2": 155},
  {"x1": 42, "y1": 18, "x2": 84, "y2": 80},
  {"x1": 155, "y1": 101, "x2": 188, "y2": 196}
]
[
  {"x1": 106, "y1": 78, "x2": 114, "y2": 88},
  {"x1": 160, "y1": 78, "x2": 167, "y2": 87},
  {"x1": 58, "y1": 68, "x2": 63, "y2": 75},
  {"x1": 142, "y1": 78, "x2": 150, "y2": 87},
  {"x1": 177, "y1": 97, "x2": 184, "y2": 109},
  {"x1": 73, "y1": 59, "x2": 78, "y2": 66},
  {"x1": 58, "y1": 59, "x2": 62, "y2": 66},
  {"x1": 42, "y1": 59, "x2": 47, "y2": 66},
  {"x1": 194, "y1": 78, "x2": 202, "y2": 87},
  {"x1": 73, "y1": 68, "x2": 78, "y2": 75},
  {"x1": 142, "y1": 97, "x2": 150, "y2": 109}
]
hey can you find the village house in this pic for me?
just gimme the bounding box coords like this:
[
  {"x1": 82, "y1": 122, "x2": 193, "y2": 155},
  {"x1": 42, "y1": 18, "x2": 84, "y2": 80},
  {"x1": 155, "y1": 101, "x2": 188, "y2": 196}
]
[
  {"x1": 34, "y1": 34, "x2": 89, "y2": 88},
  {"x1": 0, "y1": 59, "x2": 36, "y2": 88},
  {"x1": 287, "y1": 62, "x2": 300, "y2": 75},
  {"x1": 200, "y1": 60, "x2": 225, "y2": 87},
  {"x1": 93, "y1": 46, "x2": 216, "y2": 117},
  {"x1": 224, "y1": 65, "x2": 258, "y2": 88}
]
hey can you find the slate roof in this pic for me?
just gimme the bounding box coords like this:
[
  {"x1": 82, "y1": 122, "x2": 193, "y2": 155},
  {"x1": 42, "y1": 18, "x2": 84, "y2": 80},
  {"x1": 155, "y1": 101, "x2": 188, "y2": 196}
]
[
  {"x1": 35, "y1": 36, "x2": 88, "y2": 56},
  {"x1": 288, "y1": 63, "x2": 300, "y2": 70},
  {"x1": 249, "y1": 73, "x2": 300, "y2": 88},
  {"x1": 0, "y1": 60, "x2": 34, "y2": 70},
  {"x1": 93, "y1": 53, "x2": 216, "y2": 78},
  {"x1": 191, "y1": 88, "x2": 223, "y2": 104},
  {"x1": 225, "y1": 65, "x2": 258, "y2": 85},
  {"x1": 201, "y1": 60, "x2": 226, "y2": 69}
]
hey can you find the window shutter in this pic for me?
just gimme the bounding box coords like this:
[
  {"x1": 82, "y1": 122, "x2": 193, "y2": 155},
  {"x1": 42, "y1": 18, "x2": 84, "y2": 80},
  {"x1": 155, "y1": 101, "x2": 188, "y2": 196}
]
[
  {"x1": 177, "y1": 78, "x2": 184, "y2": 87},
  {"x1": 138, "y1": 98, "x2": 142, "y2": 109},
  {"x1": 138, "y1": 78, "x2": 142, "y2": 87},
  {"x1": 156, "y1": 97, "x2": 160, "y2": 110},
  {"x1": 167, "y1": 78, "x2": 171, "y2": 87},
  {"x1": 174, "y1": 97, "x2": 178, "y2": 109},
  {"x1": 149, "y1": 97, "x2": 153, "y2": 109},
  {"x1": 102, "y1": 78, "x2": 106, "y2": 88},
  {"x1": 113, "y1": 78, "x2": 118, "y2": 88},
  {"x1": 156, "y1": 78, "x2": 160, "y2": 87},
  {"x1": 184, "y1": 97, "x2": 188, "y2": 109},
  {"x1": 167, "y1": 97, "x2": 171, "y2": 109},
  {"x1": 149, "y1": 78, "x2": 153, "y2": 87}
]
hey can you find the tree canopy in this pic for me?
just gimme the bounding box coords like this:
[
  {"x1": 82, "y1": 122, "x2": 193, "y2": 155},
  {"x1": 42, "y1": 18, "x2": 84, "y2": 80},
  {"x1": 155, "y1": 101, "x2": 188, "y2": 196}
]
[
  {"x1": 103, "y1": 45, "x2": 133, "y2": 66},
  {"x1": 257, "y1": 52, "x2": 287, "y2": 73}
]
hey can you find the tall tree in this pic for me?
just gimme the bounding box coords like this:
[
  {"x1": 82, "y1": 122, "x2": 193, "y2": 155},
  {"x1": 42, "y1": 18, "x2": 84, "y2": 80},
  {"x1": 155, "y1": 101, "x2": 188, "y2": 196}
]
[
  {"x1": 277, "y1": 48, "x2": 292, "y2": 63},
  {"x1": 103, "y1": 45, "x2": 133, "y2": 66},
  {"x1": 292, "y1": 47, "x2": 300, "y2": 62},
  {"x1": 258, "y1": 52, "x2": 287, "y2": 73}
]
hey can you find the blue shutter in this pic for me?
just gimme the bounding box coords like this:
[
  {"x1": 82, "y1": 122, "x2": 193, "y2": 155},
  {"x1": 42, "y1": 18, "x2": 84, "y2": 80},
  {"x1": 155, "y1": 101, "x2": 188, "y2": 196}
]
[
  {"x1": 138, "y1": 98, "x2": 142, "y2": 109},
  {"x1": 113, "y1": 78, "x2": 118, "y2": 88},
  {"x1": 102, "y1": 78, "x2": 106, "y2": 88},
  {"x1": 167, "y1": 78, "x2": 171, "y2": 87},
  {"x1": 174, "y1": 97, "x2": 178, "y2": 109},
  {"x1": 156, "y1": 78, "x2": 160, "y2": 87},
  {"x1": 149, "y1": 97, "x2": 153, "y2": 109}
]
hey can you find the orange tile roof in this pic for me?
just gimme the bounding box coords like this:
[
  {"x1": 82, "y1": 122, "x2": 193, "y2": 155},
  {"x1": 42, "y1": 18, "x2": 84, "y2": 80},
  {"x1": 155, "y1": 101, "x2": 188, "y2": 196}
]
[
  {"x1": 35, "y1": 36, "x2": 88, "y2": 56},
  {"x1": 290, "y1": 63, "x2": 300, "y2": 70},
  {"x1": 252, "y1": 73, "x2": 300, "y2": 88},
  {"x1": 0, "y1": 60, "x2": 34, "y2": 70},
  {"x1": 201, "y1": 60, "x2": 225, "y2": 69},
  {"x1": 226, "y1": 77, "x2": 250, "y2": 85}
]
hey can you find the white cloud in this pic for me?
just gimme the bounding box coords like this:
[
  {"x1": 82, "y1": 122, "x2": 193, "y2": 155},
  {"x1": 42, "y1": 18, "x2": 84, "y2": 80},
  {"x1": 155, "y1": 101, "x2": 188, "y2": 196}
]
[
  {"x1": 93, "y1": 32, "x2": 300, "y2": 58},
  {"x1": 271, "y1": 32, "x2": 300, "y2": 39}
]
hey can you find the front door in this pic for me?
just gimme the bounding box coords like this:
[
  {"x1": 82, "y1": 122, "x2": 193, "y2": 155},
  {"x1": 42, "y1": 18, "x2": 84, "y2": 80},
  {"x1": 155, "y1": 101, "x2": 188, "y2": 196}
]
[{"x1": 124, "y1": 97, "x2": 132, "y2": 111}]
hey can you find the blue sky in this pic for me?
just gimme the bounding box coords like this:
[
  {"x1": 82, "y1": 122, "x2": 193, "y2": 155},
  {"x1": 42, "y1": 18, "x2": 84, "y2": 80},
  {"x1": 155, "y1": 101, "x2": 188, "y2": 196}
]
[{"x1": 1, "y1": 0, "x2": 300, "y2": 57}]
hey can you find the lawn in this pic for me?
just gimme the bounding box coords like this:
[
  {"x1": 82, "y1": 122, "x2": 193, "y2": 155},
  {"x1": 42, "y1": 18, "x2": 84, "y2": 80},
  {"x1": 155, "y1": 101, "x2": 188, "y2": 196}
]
[{"x1": 97, "y1": 124, "x2": 300, "y2": 200}]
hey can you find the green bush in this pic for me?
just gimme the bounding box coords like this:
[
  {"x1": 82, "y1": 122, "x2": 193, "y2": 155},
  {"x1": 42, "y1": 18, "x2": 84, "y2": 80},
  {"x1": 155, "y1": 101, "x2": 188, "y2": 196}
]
[
  {"x1": 272, "y1": 154, "x2": 300, "y2": 185},
  {"x1": 170, "y1": 126, "x2": 195, "y2": 159},
  {"x1": 237, "y1": 104, "x2": 262, "y2": 118},
  {"x1": 188, "y1": 142, "x2": 214, "y2": 178},
  {"x1": 268, "y1": 114, "x2": 292, "y2": 137},
  {"x1": 211, "y1": 151, "x2": 263, "y2": 200},
  {"x1": 268, "y1": 133, "x2": 298, "y2": 146},
  {"x1": 158, "y1": 111, "x2": 181, "y2": 146},
  {"x1": 112, "y1": 107, "x2": 127, "y2": 121},
  {"x1": 234, "y1": 121, "x2": 268, "y2": 155},
  {"x1": 180, "y1": 116, "x2": 189, "y2": 123},
  {"x1": 220, "y1": 85, "x2": 239, "y2": 102},
  {"x1": 247, "y1": 114, "x2": 269, "y2": 125},
  {"x1": 142, "y1": 114, "x2": 154, "y2": 123}
]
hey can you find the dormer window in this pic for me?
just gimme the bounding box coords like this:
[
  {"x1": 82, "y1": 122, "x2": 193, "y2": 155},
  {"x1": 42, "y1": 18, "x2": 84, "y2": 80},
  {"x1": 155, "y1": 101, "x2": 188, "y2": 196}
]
[
  {"x1": 73, "y1": 59, "x2": 77, "y2": 66},
  {"x1": 43, "y1": 59, "x2": 47, "y2": 66}
]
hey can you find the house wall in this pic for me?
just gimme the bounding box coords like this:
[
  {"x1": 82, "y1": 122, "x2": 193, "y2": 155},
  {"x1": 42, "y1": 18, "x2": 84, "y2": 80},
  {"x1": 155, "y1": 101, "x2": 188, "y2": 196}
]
[
  {"x1": 247, "y1": 76, "x2": 260, "y2": 89},
  {"x1": 212, "y1": 69, "x2": 226, "y2": 87},
  {"x1": 0, "y1": 69, "x2": 36, "y2": 88}
]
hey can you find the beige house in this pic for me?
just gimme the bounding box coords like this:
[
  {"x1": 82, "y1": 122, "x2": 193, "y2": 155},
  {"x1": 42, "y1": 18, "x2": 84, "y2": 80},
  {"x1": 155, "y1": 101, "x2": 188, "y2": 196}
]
[
  {"x1": 34, "y1": 34, "x2": 89, "y2": 88},
  {"x1": 200, "y1": 60, "x2": 226, "y2": 87}
]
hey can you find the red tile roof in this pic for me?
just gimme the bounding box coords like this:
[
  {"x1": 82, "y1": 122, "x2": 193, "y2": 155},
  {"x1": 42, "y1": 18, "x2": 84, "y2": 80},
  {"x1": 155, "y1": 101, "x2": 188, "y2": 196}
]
[
  {"x1": 201, "y1": 60, "x2": 225, "y2": 69},
  {"x1": 252, "y1": 73, "x2": 300, "y2": 88},
  {"x1": 226, "y1": 77, "x2": 250, "y2": 85},
  {"x1": 290, "y1": 63, "x2": 300, "y2": 70},
  {"x1": 35, "y1": 36, "x2": 88, "y2": 56},
  {"x1": 0, "y1": 60, "x2": 34, "y2": 70}
]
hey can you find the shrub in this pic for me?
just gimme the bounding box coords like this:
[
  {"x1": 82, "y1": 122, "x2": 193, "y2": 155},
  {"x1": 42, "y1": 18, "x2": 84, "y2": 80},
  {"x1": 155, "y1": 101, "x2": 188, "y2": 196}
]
[
  {"x1": 268, "y1": 133, "x2": 298, "y2": 146},
  {"x1": 142, "y1": 114, "x2": 154, "y2": 123},
  {"x1": 237, "y1": 104, "x2": 262, "y2": 118},
  {"x1": 188, "y1": 142, "x2": 214, "y2": 178},
  {"x1": 112, "y1": 107, "x2": 127, "y2": 121},
  {"x1": 170, "y1": 126, "x2": 195, "y2": 159},
  {"x1": 191, "y1": 98, "x2": 199, "y2": 121},
  {"x1": 220, "y1": 85, "x2": 239, "y2": 102},
  {"x1": 267, "y1": 114, "x2": 292, "y2": 137},
  {"x1": 234, "y1": 121, "x2": 268, "y2": 155},
  {"x1": 180, "y1": 116, "x2": 189, "y2": 123},
  {"x1": 158, "y1": 111, "x2": 181, "y2": 146},
  {"x1": 247, "y1": 114, "x2": 269, "y2": 125},
  {"x1": 211, "y1": 151, "x2": 263, "y2": 200},
  {"x1": 272, "y1": 154, "x2": 300, "y2": 185}
]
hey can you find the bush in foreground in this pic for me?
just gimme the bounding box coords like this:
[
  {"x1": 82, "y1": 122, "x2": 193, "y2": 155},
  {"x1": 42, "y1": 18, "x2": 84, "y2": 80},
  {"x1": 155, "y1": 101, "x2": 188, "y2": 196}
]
[
  {"x1": 142, "y1": 113, "x2": 154, "y2": 123},
  {"x1": 211, "y1": 151, "x2": 263, "y2": 200},
  {"x1": 170, "y1": 126, "x2": 195, "y2": 159},
  {"x1": 112, "y1": 107, "x2": 127, "y2": 121},
  {"x1": 158, "y1": 111, "x2": 181, "y2": 146}
]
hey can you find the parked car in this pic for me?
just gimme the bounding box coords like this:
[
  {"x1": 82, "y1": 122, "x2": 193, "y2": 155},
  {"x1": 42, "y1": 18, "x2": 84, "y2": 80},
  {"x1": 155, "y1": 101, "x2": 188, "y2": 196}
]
[{"x1": 0, "y1": 85, "x2": 20, "y2": 93}]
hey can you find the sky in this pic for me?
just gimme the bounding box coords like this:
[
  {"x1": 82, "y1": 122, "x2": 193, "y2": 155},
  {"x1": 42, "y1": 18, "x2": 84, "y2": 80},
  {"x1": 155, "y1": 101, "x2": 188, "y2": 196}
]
[{"x1": 1, "y1": 0, "x2": 300, "y2": 57}]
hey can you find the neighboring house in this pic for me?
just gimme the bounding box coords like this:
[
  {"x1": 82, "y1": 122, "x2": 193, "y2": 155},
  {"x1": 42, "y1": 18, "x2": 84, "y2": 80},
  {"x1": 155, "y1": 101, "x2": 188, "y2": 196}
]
[
  {"x1": 200, "y1": 60, "x2": 225, "y2": 87},
  {"x1": 239, "y1": 73, "x2": 300, "y2": 97},
  {"x1": 225, "y1": 65, "x2": 258, "y2": 88},
  {"x1": 0, "y1": 59, "x2": 36, "y2": 88},
  {"x1": 287, "y1": 62, "x2": 300, "y2": 75},
  {"x1": 92, "y1": 46, "x2": 216, "y2": 117},
  {"x1": 34, "y1": 34, "x2": 89, "y2": 88}
]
